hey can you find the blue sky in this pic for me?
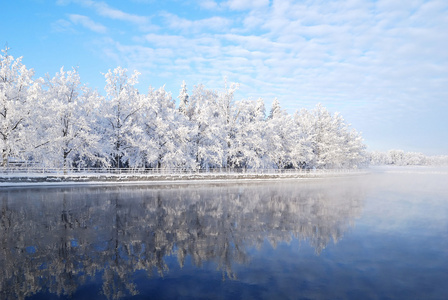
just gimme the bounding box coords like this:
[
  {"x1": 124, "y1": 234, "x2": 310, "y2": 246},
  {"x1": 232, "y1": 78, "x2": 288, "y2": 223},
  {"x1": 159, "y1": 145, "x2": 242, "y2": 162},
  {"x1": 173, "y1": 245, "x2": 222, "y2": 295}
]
[{"x1": 2, "y1": 0, "x2": 447, "y2": 155}]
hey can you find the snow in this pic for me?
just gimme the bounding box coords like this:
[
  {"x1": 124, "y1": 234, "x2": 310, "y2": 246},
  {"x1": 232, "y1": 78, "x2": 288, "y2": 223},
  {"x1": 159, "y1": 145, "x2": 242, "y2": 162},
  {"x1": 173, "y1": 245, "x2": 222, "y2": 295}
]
[{"x1": 0, "y1": 169, "x2": 369, "y2": 187}]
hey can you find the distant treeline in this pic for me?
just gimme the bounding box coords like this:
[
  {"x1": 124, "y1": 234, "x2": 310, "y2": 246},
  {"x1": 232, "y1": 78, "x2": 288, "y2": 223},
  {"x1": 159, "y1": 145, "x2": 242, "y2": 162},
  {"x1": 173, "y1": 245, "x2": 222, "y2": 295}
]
[
  {"x1": 2, "y1": 48, "x2": 368, "y2": 170},
  {"x1": 369, "y1": 150, "x2": 448, "y2": 166}
]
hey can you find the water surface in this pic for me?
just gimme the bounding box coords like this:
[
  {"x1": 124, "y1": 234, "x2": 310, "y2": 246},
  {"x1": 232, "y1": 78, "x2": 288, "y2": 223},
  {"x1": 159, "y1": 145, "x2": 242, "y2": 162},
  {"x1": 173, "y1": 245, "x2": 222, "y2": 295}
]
[{"x1": 1, "y1": 170, "x2": 447, "y2": 299}]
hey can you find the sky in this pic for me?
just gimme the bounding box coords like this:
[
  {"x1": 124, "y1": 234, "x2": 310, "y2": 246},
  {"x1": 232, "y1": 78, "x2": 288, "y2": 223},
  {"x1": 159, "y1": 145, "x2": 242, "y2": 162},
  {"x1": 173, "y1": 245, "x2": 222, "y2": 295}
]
[{"x1": 1, "y1": 0, "x2": 447, "y2": 155}]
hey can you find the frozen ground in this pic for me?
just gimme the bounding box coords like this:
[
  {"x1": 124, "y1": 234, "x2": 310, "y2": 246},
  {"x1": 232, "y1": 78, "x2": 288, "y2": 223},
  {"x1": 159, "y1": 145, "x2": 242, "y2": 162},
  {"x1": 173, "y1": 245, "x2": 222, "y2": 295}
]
[
  {"x1": 3, "y1": 166, "x2": 447, "y2": 188},
  {"x1": 0, "y1": 169, "x2": 368, "y2": 187}
]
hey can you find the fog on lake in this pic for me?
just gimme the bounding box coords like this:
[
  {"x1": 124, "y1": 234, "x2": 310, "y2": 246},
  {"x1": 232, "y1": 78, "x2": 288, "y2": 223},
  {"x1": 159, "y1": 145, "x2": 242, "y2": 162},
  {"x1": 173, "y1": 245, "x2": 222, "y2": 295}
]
[{"x1": 1, "y1": 169, "x2": 447, "y2": 299}]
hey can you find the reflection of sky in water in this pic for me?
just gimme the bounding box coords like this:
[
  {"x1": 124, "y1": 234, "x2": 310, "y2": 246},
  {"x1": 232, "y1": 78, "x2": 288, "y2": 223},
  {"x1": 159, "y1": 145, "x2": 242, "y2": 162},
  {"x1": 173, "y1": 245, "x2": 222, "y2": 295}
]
[{"x1": 1, "y1": 170, "x2": 447, "y2": 299}]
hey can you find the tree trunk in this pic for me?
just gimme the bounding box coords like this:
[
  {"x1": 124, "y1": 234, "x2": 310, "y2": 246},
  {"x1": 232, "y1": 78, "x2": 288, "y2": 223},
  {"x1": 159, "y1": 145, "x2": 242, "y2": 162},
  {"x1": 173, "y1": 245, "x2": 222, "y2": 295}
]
[
  {"x1": 63, "y1": 150, "x2": 69, "y2": 175},
  {"x1": 2, "y1": 148, "x2": 8, "y2": 167}
]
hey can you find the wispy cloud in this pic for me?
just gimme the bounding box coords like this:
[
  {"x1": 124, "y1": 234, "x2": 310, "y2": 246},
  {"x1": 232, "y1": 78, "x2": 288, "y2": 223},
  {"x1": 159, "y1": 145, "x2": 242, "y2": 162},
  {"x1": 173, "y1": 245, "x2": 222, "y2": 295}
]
[
  {"x1": 57, "y1": 0, "x2": 153, "y2": 30},
  {"x1": 52, "y1": 19, "x2": 76, "y2": 33},
  {"x1": 68, "y1": 14, "x2": 107, "y2": 33},
  {"x1": 199, "y1": 0, "x2": 270, "y2": 11},
  {"x1": 225, "y1": 0, "x2": 270, "y2": 11},
  {"x1": 88, "y1": 1, "x2": 148, "y2": 25},
  {"x1": 161, "y1": 12, "x2": 233, "y2": 33},
  {"x1": 199, "y1": 0, "x2": 219, "y2": 10}
]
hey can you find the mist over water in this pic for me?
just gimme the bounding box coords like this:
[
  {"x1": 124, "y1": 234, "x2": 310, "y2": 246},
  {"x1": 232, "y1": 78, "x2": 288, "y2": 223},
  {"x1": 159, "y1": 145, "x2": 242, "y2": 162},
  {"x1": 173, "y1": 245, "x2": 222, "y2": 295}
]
[{"x1": 1, "y1": 169, "x2": 447, "y2": 299}]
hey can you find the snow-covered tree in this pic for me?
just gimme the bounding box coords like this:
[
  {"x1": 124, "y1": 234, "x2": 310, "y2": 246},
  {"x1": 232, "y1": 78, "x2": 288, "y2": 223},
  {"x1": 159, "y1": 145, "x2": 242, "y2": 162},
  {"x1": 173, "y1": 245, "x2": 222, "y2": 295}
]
[
  {"x1": 216, "y1": 80, "x2": 239, "y2": 167},
  {"x1": 404, "y1": 152, "x2": 426, "y2": 165},
  {"x1": 0, "y1": 47, "x2": 38, "y2": 166},
  {"x1": 228, "y1": 98, "x2": 269, "y2": 168},
  {"x1": 268, "y1": 97, "x2": 281, "y2": 120},
  {"x1": 99, "y1": 67, "x2": 143, "y2": 168},
  {"x1": 188, "y1": 84, "x2": 224, "y2": 169},
  {"x1": 265, "y1": 99, "x2": 296, "y2": 168},
  {"x1": 33, "y1": 67, "x2": 102, "y2": 170},
  {"x1": 178, "y1": 80, "x2": 188, "y2": 115},
  {"x1": 387, "y1": 149, "x2": 405, "y2": 165},
  {"x1": 369, "y1": 150, "x2": 430, "y2": 166},
  {"x1": 291, "y1": 109, "x2": 315, "y2": 168},
  {"x1": 341, "y1": 128, "x2": 367, "y2": 168},
  {"x1": 312, "y1": 104, "x2": 344, "y2": 168},
  {"x1": 427, "y1": 155, "x2": 448, "y2": 166},
  {"x1": 369, "y1": 151, "x2": 388, "y2": 166},
  {"x1": 293, "y1": 104, "x2": 366, "y2": 169},
  {"x1": 139, "y1": 86, "x2": 195, "y2": 169},
  {"x1": 252, "y1": 98, "x2": 270, "y2": 167}
]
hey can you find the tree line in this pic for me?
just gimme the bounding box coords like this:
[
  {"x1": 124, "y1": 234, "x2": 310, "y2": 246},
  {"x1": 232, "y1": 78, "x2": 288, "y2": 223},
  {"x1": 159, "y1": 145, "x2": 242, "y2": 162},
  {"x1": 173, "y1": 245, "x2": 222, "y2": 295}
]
[
  {"x1": 369, "y1": 150, "x2": 448, "y2": 166},
  {"x1": 1, "y1": 48, "x2": 367, "y2": 170}
]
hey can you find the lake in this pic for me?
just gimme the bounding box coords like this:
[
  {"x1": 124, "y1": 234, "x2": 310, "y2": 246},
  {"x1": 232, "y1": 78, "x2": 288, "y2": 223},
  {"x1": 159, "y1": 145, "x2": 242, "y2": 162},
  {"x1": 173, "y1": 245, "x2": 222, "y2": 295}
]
[{"x1": 1, "y1": 168, "x2": 447, "y2": 299}]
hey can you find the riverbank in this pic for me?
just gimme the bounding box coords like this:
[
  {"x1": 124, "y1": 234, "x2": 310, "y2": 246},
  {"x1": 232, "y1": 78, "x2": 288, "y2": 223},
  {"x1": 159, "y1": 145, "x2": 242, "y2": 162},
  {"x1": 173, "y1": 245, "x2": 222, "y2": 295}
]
[{"x1": 0, "y1": 169, "x2": 368, "y2": 187}]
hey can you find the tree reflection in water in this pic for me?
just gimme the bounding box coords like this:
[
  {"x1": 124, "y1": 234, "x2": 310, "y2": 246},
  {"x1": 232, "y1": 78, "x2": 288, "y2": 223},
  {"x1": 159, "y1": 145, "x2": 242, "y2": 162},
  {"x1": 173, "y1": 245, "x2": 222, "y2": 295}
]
[{"x1": 0, "y1": 178, "x2": 366, "y2": 299}]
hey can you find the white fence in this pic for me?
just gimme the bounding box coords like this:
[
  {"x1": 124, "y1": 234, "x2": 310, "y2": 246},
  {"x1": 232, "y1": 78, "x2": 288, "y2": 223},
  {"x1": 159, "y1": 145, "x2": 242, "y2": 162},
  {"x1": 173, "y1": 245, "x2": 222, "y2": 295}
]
[{"x1": 0, "y1": 167, "x2": 365, "y2": 176}]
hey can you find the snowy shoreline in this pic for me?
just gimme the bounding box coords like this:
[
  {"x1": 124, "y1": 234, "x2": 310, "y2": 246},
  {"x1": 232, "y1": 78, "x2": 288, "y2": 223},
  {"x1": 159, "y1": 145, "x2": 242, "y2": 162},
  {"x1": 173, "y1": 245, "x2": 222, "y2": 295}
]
[
  {"x1": 2, "y1": 166, "x2": 448, "y2": 188},
  {"x1": 0, "y1": 170, "x2": 369, "y2": 187}
]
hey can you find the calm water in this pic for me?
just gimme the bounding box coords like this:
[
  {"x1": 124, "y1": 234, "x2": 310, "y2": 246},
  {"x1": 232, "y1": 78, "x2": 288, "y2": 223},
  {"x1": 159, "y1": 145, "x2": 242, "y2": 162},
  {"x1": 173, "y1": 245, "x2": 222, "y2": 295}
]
[{"x1": 1, "y1": 169, "x2": 447, "y2": 299}]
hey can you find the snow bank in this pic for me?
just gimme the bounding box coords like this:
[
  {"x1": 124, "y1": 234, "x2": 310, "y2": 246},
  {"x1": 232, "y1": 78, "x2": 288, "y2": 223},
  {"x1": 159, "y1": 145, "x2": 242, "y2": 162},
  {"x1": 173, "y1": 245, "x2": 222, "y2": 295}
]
[{"x1": 0, "y1": 170, "x2": 368, "y2": 187}]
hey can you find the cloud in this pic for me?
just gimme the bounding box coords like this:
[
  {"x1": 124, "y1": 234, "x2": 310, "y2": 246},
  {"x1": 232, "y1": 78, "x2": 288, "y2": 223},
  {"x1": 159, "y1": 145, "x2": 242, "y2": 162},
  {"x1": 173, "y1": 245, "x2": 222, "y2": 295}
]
[
  {"x1": 68, "y1": 14, "x2": 107, "y2": 33},
  {"x1": 129, "y1": 0, "x2": 155, "y2": 3},
  {"x1": 56, "y1": 0, "x2": 71, "y2": 5},
  {"x1": 199, "y1": 0, "x2": 219, "y2": 10},
  {"x1": 57, "y1": 0, "x2": 153, "y2": 30},
  {"x1": 225, "y1": 0, "x2": 270, "y2": 11},
  {"x1": 52, "y1": 19, "x2": 76, "y2": 33},
  {"x1": 199, "y1": 0, "x2": 270, "y2": 11},
  {"x1": 88, "y1": 1, "x2": 148, "y2": 25},
  {"x1": 142, "y1": 33, "x2": 220, "y2": 49},
  {"x1": 161, "y1": 12, "x2": 232, "y2": 33}
]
